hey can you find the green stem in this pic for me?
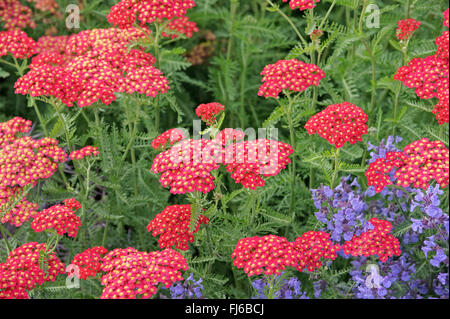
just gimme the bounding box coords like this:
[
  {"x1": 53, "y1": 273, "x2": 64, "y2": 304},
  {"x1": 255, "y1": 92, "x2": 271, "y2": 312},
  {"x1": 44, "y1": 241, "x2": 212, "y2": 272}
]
[
  {"x1": 121, "y1": 101, "x2": 142, "y2": 162},
  {"x1": 284, "y1": 93, "x2": 297, "y2": 234},
  {"x1": 331, "y1": 148, "x2": 340, "y2": 188},
  {"x1": 318, "y1": 0, "x2": 337, "y2": 30},
  {"x1": 0, "y1": 224, "x2": 12, "y2": 254}
]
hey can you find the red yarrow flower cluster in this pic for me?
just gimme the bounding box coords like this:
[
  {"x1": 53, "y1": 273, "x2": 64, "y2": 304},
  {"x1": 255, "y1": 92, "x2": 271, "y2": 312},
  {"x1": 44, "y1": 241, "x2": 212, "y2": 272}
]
[
  {"x1": 232, "y1": 235, "x2": 297, "y2": 276},
  {"x1": 224, "y1": 139, "x2": 294, "y2": 190},
  {"x1": 282, "y1": 0, "x2": 320, "y2": 11},
  {"x1": 444, "y1": 9, "x2": 449, "y2": 28},
  {"x1": 366, "y1": 139, "x2": 449, "y2": 192},
  {"x1": 0, "y1": 29, "x2": 37, "y2": 59},
  {"x1": 151, "y1": 139, "x2": 222, "y2": 194},
  {"x1": 0, "y1": 186, "x2": 38, "y2": 226},
  {"x1": 162, "y1": 16, "x2": 199, "y2": 39},
  {"x1": 258, "y1": 59, "x2": 325, "y2": 98},
  {"x1": 396, "y1": 18, "x2": 420, "y2": 41},
  {"x1": 0, "y1": 136, "x2": 67, "y2": 188},
  {"x1": 293, "y1": 231, "x2": 341, "y2": 272},
  {"x1": 0, "y1": 242, "x2": 65, "y2": 299},
  {"x1": 107, "y1": 0, "x2": 196, "y2": 28},
  {"x1": 195, "y1": 102, "x2": 224, "y2": 126},
  {"x1": 100, "y1": 247, "x2": 188, "y2": 299},
  {"x1": 146, "y1": 205, "x2": 209, "y2": 250},
  {"x1": 394, "y1": 14, "x2": 449, "y2": 125},
  {"x1": 0, "y1": 0, "x2": 35, "y2": 30},
  {"x1": 0, "y1": 117, "x2": 32, "y2": 149},
  {"x1": 69, "y1": 246, "x2": 108, "y2": 280},
  {"x1": 152, "y1": 128, "x2": 186, "y2": 150},
  {"x1": 305, "y1": 102, "x2": 368, "y2": 148},
  {"x1": 69, "y1": 146, "x2": 100, "y2": 160},
  {"x1": 342, "y1": 218, "x2": 401, "y2": 262},
  {"x1": 31, "y1": 199, "x2": 82, "y2": 237}
]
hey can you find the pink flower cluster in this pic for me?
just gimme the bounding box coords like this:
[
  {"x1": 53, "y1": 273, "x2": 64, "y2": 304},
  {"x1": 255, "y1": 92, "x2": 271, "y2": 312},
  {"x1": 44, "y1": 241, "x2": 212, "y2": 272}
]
[
  {"x1": 396, "y1": 18, "x2": 420, "y2": 41},
  {"x1": 151, "y1": 139, "x2": 222, "y2": 194},
  {"x1": 342, "y1": 218, "x2": 401, "y2": 262},
  {"x1": 258, "y1": 59, "x2": 325, "y2": 98},
  {"x1": 69, "y1": 146, "x2": 100, "y2": 160},
  {"x1": 0, "y1": 242, "x2": 65, "y2": 299},
  {"x1": 0, "y1": 29, "x2": 37, "y2": 59},
  {"x1": 100, "y1": 247, "x2": 188, "y2": 299},
  {"x1": 394, "y1": 11, "x2": 449, "y2": 125},
  {"x1": 305, "y1": 102, "x2": 368, "y2": 148},
  {"x1": 69, "y1": 246, "x2": 109, "y2": 280},
  {"x1": 0, "y1": 0, "x2": 35, "y2": 30},
  {"x1": 15, "y1": 28, "x2": 169, "y2": 107},
  {"x1": 0, "y1": 186, "x2": 38, "y2": 226},
  {"x1": 195, "y1": 102, "x2": 225, "y2": 126},
  {"x1": 224, "y1": 139, "x2": 294, "y2": 190},
  {"x1": 0, "y1": 136, "x2": 67, "y2": 188},
  {"x1": 146, "y1": 204, "x2": 209, "y2": 250},
  {"x1": 366, "y1": 138, "x2": 449, "y2": 192},
  {"x1": 0, "y1": 117, "x2": 32, "y2": 149},
  {"x1": 282, "y1": 0, "x2": 321, "y2": 11},
  {"x1": 152, "y1": 128, "x2": 186, "y2": 150},
  {"x1": 107, "y1": 0, "x2": 196, "y2": 28},
  {"x1": 31, "y1": 199, "x2": 82, "y2": 237},
  {"x1": 162, "y1": 16, "x2": 199, "y2": 39}
]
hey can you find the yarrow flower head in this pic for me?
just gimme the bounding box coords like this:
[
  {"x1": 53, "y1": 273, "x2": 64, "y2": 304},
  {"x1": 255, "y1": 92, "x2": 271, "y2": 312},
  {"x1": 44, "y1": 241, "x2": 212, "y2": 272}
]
[
  {"x1": 305, "y1": 102, "x2": 368, "y2": 148},
  {"x1": 396, "y1": 18, "x2": 421, "y2": 41},
  {"x1": 152, "y1": 128, "x2": 186, "y2": 150},
  {"x1": 293, "y1": 231, "x2": 341, "y2": 272},
  {"x1": 282, "y1": 0, "x2": 320, "y2": 11},
  {"x1": 100, "y1": 247, "x2": 188, "y2": 299},
  {"x1": 0, "y1": 117, "x2": 32, "y2": 149},
  {"x1": 232, "y1": 235, "x2": 297, "y2": 276},
  {"x1": 444, "y1": 9, "x2": 449, "y2": 28},
  {"x1": 195, "y1": 102, "x2": 225, "y2": 126},
  {"x1": 0, "y1": 242, "x2": 65, "y2": 299},
  {"x1": 342, "y1": 218, "x2": 401, "y2": 262},
  {"x1": 146, "y1": 205, "x2": 209, "y2": 250},
  {"x1": 69, "y1": 146, "x2": 100, "y2": 160},
  {"x1": 0, "y1": 29, "x2": 37, "y2": 59},
  {"x1": 69, "y1": 246, "x2": 108, "y2": 280},
  {"x1": 0, "y1": 0, "x2": 35, "y2": 30},
  {"x1": 258, "y1": 59, "x2": 325, "y2": 98},
  {"x1": 31, "y1": 199, "x2": 82, "y2": 237},
  {"x1": 162, "y1": 16, "x2": 199, "y2": 39},
  {"x1": 107, "y1": 0, "x2": 196, "y2": 28},
  {"x1": 224, "y1": 139, "x2": 294, "y2": 190},
  {"x1": 0, "y1": 136, "x2": 67, "y2": 188},
  {"x1": 0, "y1": 186, "x2": 38, "y2": 227},
  {"x1": 151, "y1": 139, "x2": 222, "y2": 194}
]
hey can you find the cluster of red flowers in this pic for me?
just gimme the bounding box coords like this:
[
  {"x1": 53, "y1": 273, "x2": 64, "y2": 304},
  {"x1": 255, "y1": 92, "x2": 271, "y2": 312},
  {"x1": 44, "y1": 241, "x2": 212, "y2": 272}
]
[
  {"x1": 232, "y1": 235, "x2": 297, "y2": 276},
  {"x1": 100, "y1": 247, "x2": 188, "y2": 299},
  {"x1": 293, "y1": 231, "x2": 341, "y2": 272},
  {"x1": 282, "y1": 0, "x2": 321, "y2": 11},
  {"x1": 257, "y1": 59, "x2": 325, "y2": 98},
  {"x1": 0, "y1": 242, "x2": 65, "y2": 299},
  {"x1": 0, "y1": 117, "x2": 32, "y2": 149},
  {"x1": 152, "y1": 128, "x2": 186, "y2": 150},
  {"x1": 396, "y1": 18, "x2": 420, "y2": 41},
  {"x1": 107, "y1": 0, "x2": 196, "y2": 28},
  {"x1": 162, "y1": 16, "x2": 199, "y2": 39},
  {"x1": 146, "y1": 205, "x2": 209, "y2": 250},
  {"x1": 0, "y1": 0, "x2": 35, "y2": 30},
  {"x1": 31, "y1": 199, "x2": 82, "y2": 237},
  {"x1": 0, "y1": 186, "x2": 38, "y2": 226},
  {"x1": 224, "y1": 139, "x2": 294, "y2": 190},
  {"x1": 444, "y1": 9, "x2": 449, "y2": 28},
  {"x1": 0, "y1": 136, "x2": 67, "y2": 188},
  {"x1": 0, "y1": 29, "x2": 37, "y2": 59},
  {"x1": 195, "y1": 102, "x2": 224, "y2": 126},
  {"x1": 305, "y1": 102, "x2": 368, "y2": 148},
  {"x1": 342, "y1": 218, "x2": 401, "y2": 262},
  {"x1": 394, "y1": 11, "x2": 449, "y2": 125},
  {"x1": 232, "y1": 231, "x2": 341, "y2": 277},
  {"x1": 151, "y1": 139, "x2": 222, "y2": 194},
  {"x1": 27, "y1": 0, "x2": 59, "y2": 14},
  {"x1": 69, "y1": 146, "x2": 100, "y2": 161},
  {"x1": 69, "y1": 246, "x2": 109, "y2": 280},
  {"x1": 366, "y1": 138, "x2": 449, "y2": 192},
  {"x1": 15, "y1": 27, "x2": 169, "y2": 107}
]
